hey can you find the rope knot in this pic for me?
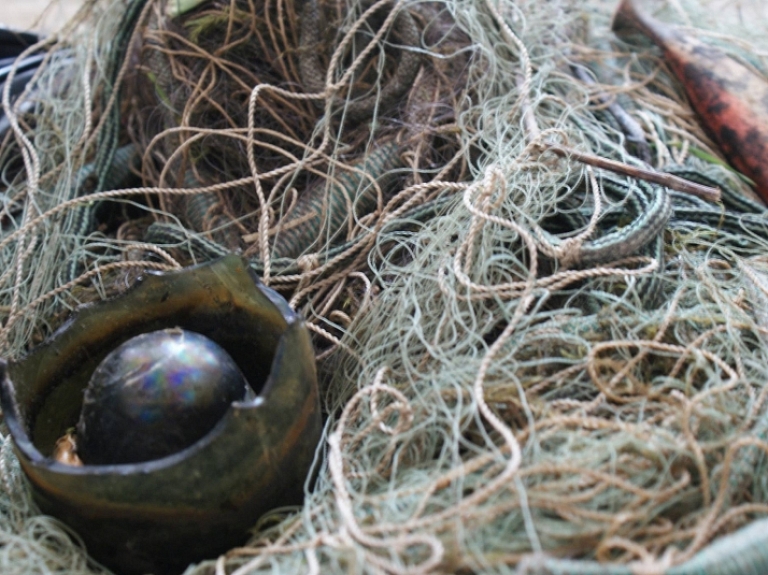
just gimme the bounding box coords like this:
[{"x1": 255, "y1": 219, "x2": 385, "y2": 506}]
[
  {"x1": 297, "y1": 253, "x2": 321, "y2": 273},
  {"x1": 554, "y1": 236, "x2": 585, "y2": 269}
]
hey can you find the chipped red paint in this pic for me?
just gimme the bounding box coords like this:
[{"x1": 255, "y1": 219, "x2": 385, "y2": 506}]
[{"x1": 613, "y1": 0, "x2": 768, "y2": 203}]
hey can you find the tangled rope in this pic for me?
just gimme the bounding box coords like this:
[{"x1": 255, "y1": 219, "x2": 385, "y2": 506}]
[{"x1": 2, "y1": 0, "x2": 768, "y2": 573}]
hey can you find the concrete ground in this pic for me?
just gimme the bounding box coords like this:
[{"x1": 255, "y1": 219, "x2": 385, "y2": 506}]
[{"x1": 3, "y1": 0, "x2": 82, "y2": 33}]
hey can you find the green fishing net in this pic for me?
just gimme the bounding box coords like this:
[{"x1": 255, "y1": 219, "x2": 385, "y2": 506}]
[{"x1": 2, "y1": 0, "x2": 768, "y2": 573}]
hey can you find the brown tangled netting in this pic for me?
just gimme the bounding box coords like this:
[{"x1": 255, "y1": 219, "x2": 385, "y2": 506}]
[{"x1": 2, "y1": 0, "x2": 768, "y2": 573}]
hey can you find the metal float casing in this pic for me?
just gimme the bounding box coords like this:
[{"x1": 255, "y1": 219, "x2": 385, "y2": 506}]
[{"x1": 0, "y1": 255, "x2": 322, "y2": 574}]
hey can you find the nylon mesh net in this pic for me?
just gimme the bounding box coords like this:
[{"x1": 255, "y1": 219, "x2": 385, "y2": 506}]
[{"x1": 1, "y1": 0, "x2": 768, "y2": 573}]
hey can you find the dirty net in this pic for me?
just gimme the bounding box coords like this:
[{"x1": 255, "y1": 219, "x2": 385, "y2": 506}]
[{"x1": 1, "y1": 0, "x2": 768, "y2": 573}]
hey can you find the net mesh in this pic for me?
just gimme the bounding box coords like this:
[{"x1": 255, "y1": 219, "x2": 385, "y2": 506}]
[{"x1": 2, "y1": 0, "x2": 768, "y2": 573}]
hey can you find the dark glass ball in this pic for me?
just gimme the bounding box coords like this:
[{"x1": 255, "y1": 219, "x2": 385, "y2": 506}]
[{"x1": 76, "y1": 328, "x2": 249, "y2": 465}]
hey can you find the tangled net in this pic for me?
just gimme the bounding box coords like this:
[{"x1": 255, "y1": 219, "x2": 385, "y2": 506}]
[{"x1": 2, "y1": 0, "x2": 768, "y2": 573}]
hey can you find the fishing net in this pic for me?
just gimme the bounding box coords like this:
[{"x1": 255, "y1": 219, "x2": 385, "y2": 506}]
[{"x1": 2, "y1": 0, "x2": 768, "y2": 572}]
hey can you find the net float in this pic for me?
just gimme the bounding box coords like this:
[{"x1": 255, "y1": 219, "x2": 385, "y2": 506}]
[
  {"x1": 76, "y1": 328, "x2": 253, "y2": 465},
  {"x1": 0, "y1": 255, "x2": 321, "y2": 575}
]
